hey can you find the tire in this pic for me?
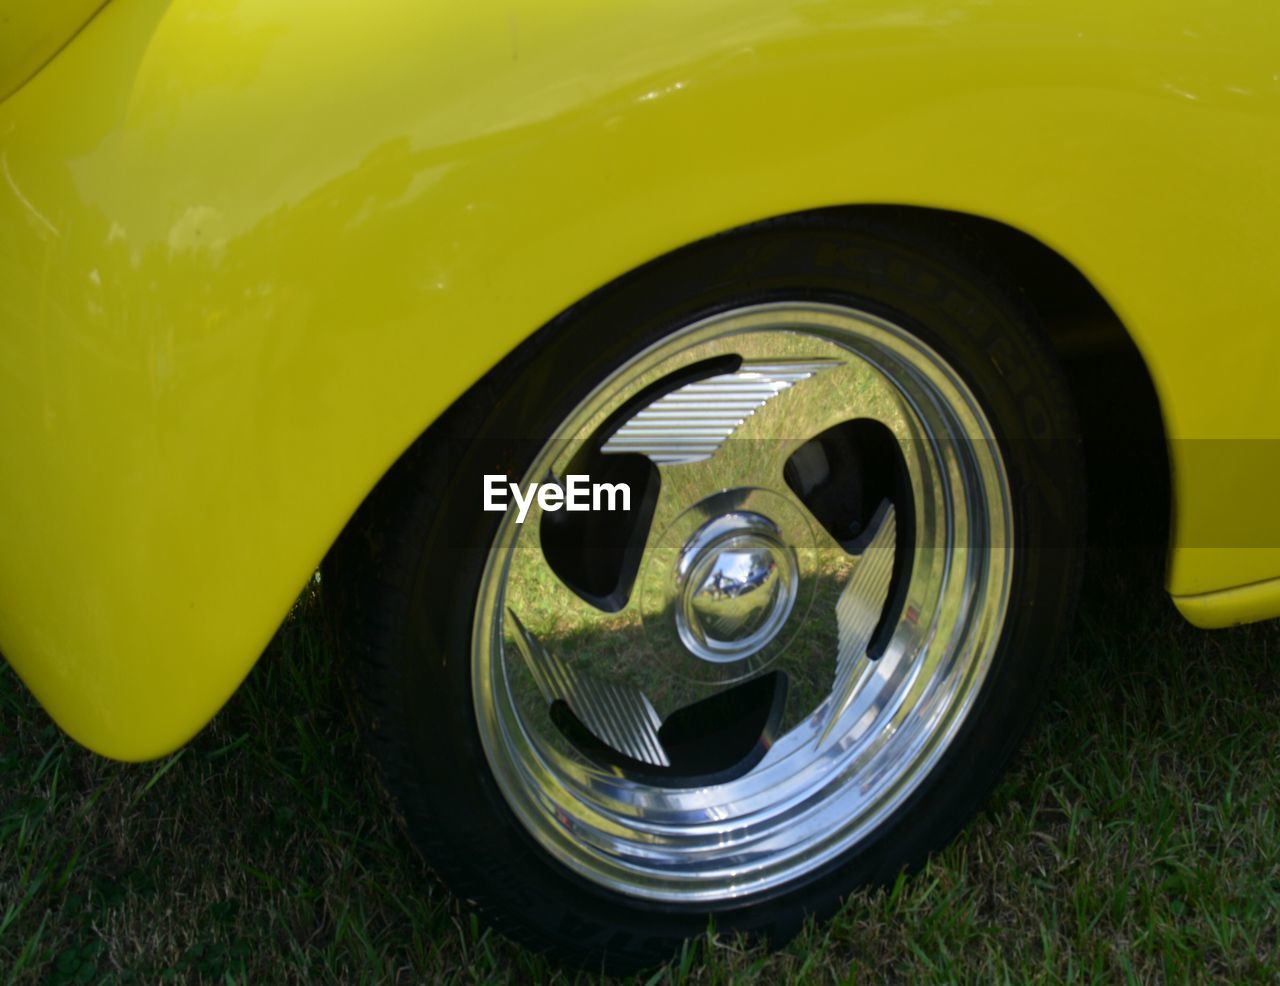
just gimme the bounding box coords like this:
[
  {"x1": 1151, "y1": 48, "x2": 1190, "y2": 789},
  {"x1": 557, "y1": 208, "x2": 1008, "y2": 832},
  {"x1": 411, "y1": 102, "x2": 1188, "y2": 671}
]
[{"x1": 327, "y1": 211, "x2": 1085, "y2": 972}]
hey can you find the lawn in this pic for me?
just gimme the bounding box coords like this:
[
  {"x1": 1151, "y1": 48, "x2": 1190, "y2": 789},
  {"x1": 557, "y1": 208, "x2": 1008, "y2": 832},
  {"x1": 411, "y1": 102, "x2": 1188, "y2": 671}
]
[{"x1": 2, "y1": 547, "x2": 1277, "y2": 984}]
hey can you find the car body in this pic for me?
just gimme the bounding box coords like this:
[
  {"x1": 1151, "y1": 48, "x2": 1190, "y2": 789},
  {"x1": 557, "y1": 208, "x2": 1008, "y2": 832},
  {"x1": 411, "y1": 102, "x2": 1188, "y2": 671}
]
[{"x1": 2, "y1": 0, "x2": 1279, "y2": 764}]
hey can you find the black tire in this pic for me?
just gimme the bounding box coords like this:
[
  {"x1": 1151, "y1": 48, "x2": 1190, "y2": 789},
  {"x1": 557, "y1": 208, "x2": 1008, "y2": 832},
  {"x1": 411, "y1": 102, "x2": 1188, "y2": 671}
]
[{"x1": 327, "y1": 211, "x2": 1085, "y2": 972}]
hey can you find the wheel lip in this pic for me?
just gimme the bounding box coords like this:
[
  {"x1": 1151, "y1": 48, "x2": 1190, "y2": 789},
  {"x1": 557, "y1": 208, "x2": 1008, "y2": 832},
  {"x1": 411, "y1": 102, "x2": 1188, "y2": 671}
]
[{"x1": 471, "y1": 300, "x2": 1014, "y2": 903}]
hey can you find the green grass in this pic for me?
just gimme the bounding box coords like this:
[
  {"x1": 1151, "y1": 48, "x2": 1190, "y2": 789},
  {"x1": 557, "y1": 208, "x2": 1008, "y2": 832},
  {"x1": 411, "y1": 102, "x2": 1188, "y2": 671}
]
[{"x1": 2, "y1": 550, "x2": 1278, "y2": 984}]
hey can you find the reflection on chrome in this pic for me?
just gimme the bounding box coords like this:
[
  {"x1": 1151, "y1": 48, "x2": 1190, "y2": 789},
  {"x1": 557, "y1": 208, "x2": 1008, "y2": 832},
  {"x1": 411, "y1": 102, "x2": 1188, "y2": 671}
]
[
  {"x1": 600, "y1": 361, "x2": 834, "y2": 464},
  {"x1": 676, "y1": 511, "x2": 797, "y2": 664},
  {"x1": 472, "y1": 302, "x2": 1012, "y2": 902}
]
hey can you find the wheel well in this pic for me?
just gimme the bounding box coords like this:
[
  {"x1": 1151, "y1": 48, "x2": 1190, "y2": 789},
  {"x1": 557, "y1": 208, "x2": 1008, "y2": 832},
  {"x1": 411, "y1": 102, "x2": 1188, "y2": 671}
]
[
  {"x1": 330, "y1": 204, "x2": 1172, "y2": 591},
  {"x1": 829, "y1": 206, "x2": 1171, "y2": 570}
]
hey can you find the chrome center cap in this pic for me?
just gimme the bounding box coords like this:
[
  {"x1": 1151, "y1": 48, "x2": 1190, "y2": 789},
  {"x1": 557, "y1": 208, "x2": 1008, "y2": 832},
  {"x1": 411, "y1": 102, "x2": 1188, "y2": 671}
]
[{"x1": 675, "y1": 512, "x2": 798, "y2": 663}]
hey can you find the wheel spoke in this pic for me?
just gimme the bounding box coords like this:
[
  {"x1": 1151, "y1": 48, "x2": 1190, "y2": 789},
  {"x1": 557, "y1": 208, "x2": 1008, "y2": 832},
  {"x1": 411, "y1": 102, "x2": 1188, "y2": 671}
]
[
  {"x1": 600, "y1": 359, "x2": 837, "y2": 466},
  {"x1": 503, "y1": 502, "x2": 675, "y2": 766},
  {"x1": 817, "y1": 500, "x2": 897, "y2": 747},
  {"x1": 506, "y1": 610, "x2": 670, "y2": 767},
  {"x1": 501, "y1": 517, "x2": 615, "y2": 629}
]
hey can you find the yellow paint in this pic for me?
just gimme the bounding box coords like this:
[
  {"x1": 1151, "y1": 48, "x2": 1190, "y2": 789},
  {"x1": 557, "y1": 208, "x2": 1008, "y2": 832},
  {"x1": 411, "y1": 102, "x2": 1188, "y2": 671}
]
[
  {"x1": 0, "y1": 0, "x2": 109, "y2": 101},
  {"x1": 1174, "y1": 576, "x2": 1280, "y2": 630},
  {"x1": 1, "y1": 0, "x2": 1277, "y2": 759}
]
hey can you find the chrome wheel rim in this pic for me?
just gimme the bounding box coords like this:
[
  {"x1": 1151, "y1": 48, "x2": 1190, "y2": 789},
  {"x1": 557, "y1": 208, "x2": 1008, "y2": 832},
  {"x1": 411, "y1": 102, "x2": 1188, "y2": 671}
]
[{"x1": 472, "y1": 301, "x2": 1013, "y2": 902}]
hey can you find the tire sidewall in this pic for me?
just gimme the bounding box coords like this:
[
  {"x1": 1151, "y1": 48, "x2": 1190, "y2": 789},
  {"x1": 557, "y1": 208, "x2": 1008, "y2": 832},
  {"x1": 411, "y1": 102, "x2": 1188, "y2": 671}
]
[{"x1": 386, "y1": 218, "x2": 1084, "y2": 965}]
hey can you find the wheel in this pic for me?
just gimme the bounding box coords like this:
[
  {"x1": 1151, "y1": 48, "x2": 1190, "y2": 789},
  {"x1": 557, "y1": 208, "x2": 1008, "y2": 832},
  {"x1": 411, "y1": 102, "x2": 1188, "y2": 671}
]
[{"x1": 328, "y1": 213, "x2": 1084, "y2": 971}]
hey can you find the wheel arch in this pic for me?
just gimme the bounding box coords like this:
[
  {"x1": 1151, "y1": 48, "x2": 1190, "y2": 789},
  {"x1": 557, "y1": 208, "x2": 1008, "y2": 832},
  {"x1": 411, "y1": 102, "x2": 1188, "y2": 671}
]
[
  {"x1": 326, "y1": 204, "x2": 1174, "y2": 615},
  {"x1": 822, "y1": 207, "x2": 1172, "y2": 565}
]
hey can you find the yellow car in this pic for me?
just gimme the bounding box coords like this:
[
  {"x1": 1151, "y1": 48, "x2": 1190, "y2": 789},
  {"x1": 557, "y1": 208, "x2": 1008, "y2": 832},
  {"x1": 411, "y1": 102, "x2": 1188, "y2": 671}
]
[{"x1": 2, "y1": 0, "x2": 1277, "y2": 970}]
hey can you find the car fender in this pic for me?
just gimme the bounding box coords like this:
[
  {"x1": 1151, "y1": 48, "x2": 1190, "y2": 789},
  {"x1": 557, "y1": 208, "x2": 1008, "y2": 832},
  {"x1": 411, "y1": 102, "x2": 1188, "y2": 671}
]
[{"x1": 1, "y1": 0, "x2": 1278, "y2": 758}]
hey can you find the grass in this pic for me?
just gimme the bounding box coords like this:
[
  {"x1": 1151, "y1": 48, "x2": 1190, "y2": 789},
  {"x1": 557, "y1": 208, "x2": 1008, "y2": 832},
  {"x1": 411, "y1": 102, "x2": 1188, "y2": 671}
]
[{"x1": 2, "y1": 548, "x2": 1278, "y2": 984}]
